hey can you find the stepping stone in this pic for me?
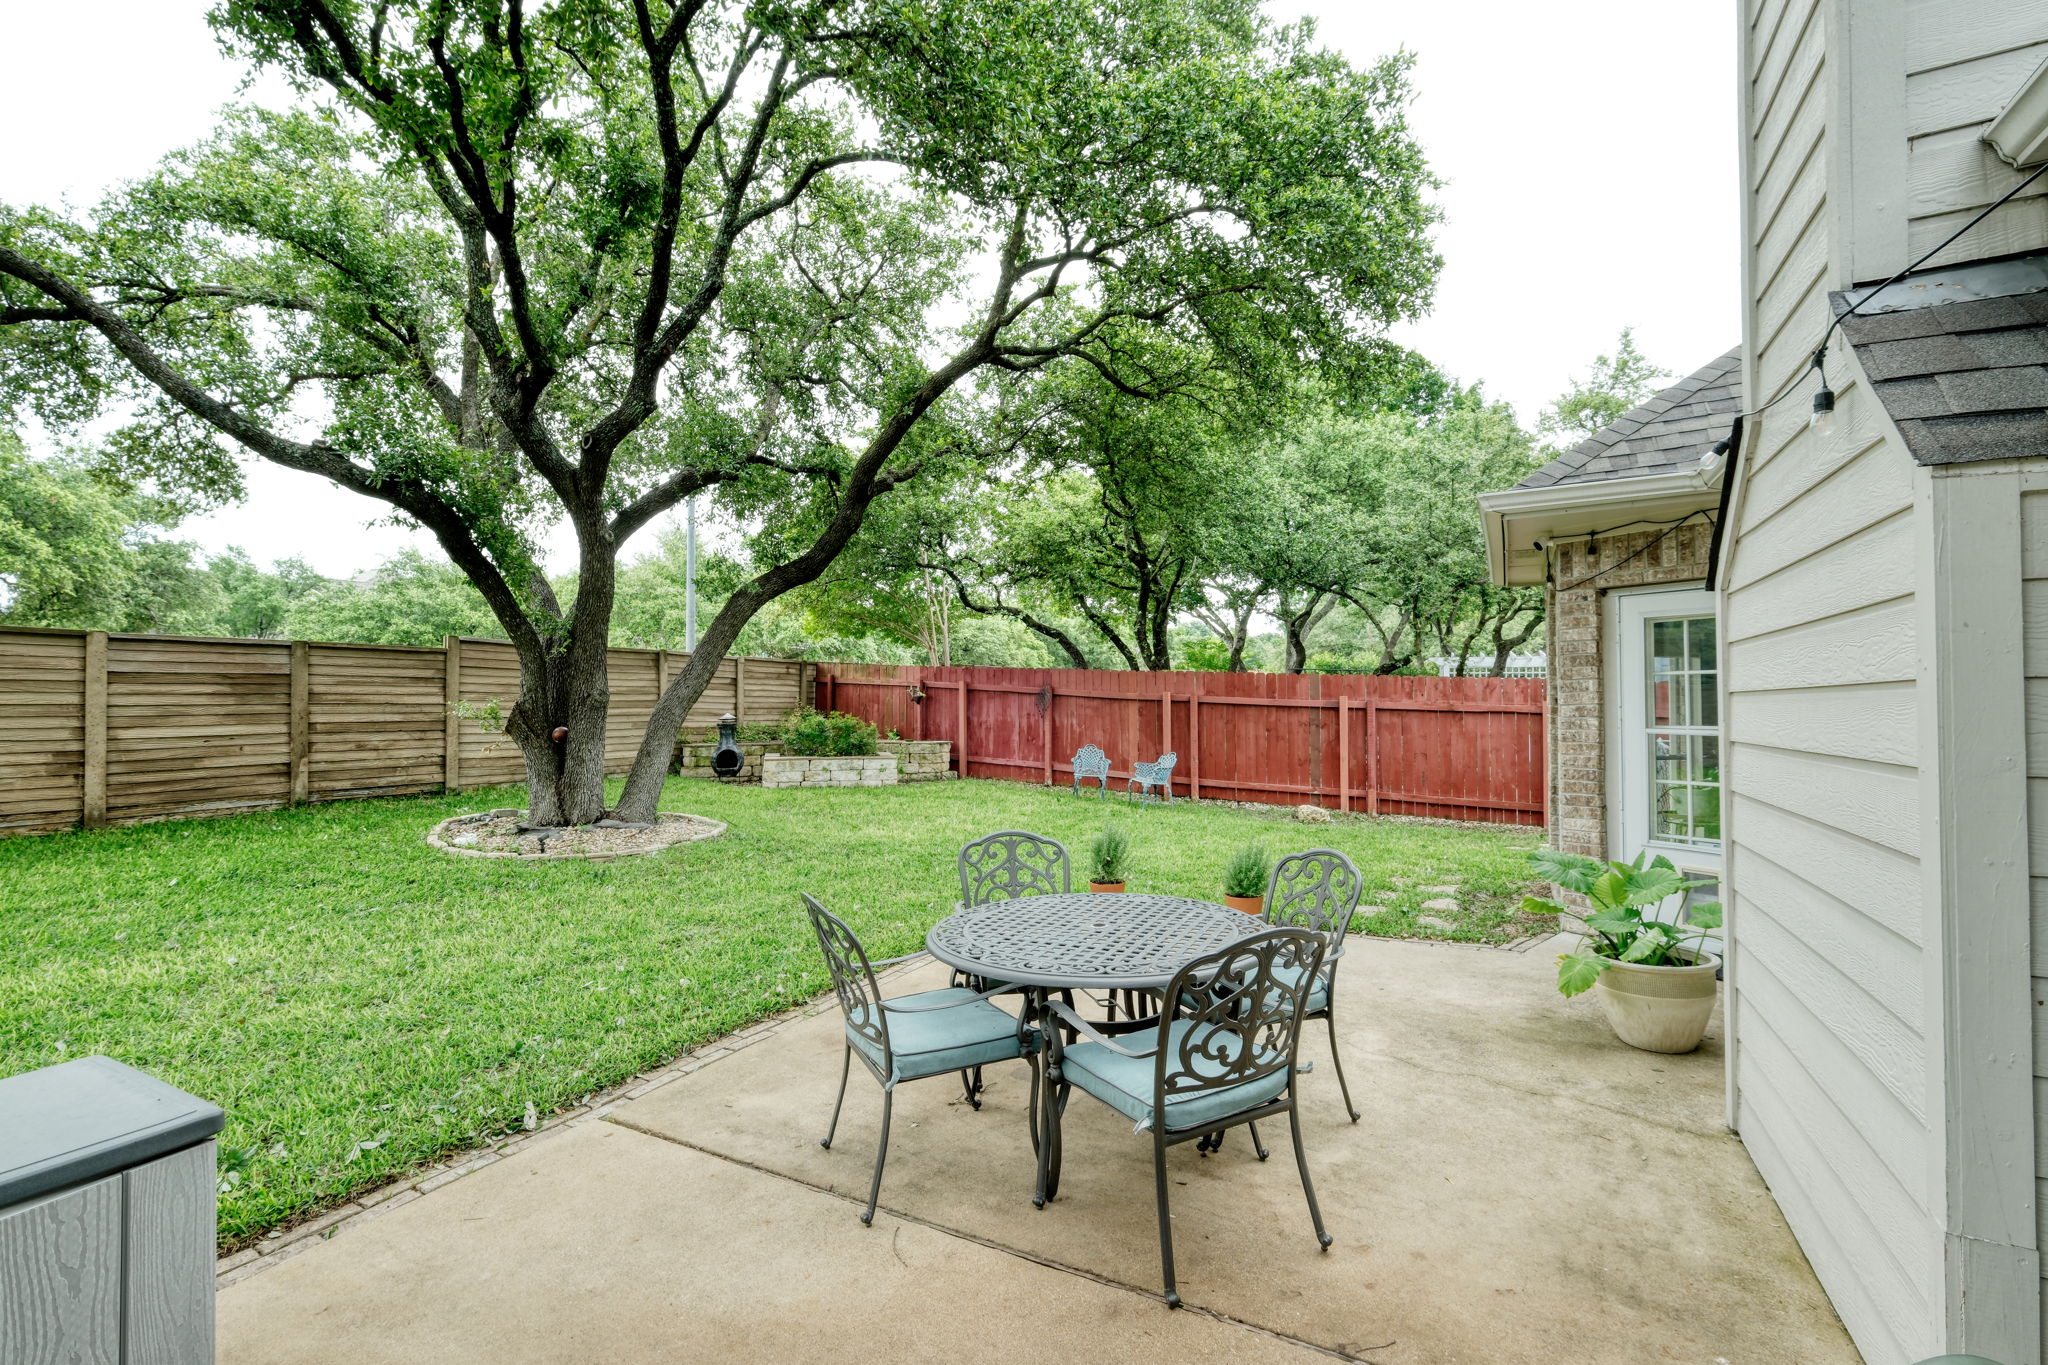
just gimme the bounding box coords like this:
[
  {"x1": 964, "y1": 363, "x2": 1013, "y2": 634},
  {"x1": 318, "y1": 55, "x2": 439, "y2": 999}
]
[
  {"x1": 1416, "y1": 915, "x2": 1456, "y2": 931},
  {"x1": 1421, "y1": 897, "x2": 1460, "y2": 912},
  {"x1": 1420, "y1": 884, "x2": 1460, "y2": 895}
]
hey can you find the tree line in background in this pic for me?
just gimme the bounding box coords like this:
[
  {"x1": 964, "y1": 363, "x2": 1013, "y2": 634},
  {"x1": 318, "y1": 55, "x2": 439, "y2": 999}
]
[
  {"x1": 0, "y1": 0, "x2": 1663, "y2": 822},
  {"x1": 2, "y1": 331, "x2": 1665, "y2": 676}
]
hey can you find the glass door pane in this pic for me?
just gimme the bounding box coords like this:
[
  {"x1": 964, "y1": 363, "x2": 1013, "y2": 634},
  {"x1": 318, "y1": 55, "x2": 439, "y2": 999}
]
[{"x1": 1643, "y1": 615, "x2": 1720, "y2": 850}]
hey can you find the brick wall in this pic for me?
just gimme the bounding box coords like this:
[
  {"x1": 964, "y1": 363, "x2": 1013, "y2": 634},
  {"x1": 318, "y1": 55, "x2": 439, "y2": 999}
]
[{"x1": 1544, "y1": 521, "x2": 1715, "y2": 859}]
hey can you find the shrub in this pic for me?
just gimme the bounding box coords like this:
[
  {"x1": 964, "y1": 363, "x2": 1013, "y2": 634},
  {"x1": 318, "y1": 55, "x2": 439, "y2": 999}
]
[
  {"x1": 779, "y1": 709, "x2": 879, "y2": 757},
  {"x1": 1089, "y1": 824, "x2": 1133, "y2": 885},
  {"x1": 1223, "y1": 843, "x2": 1270, "y2": 898}
]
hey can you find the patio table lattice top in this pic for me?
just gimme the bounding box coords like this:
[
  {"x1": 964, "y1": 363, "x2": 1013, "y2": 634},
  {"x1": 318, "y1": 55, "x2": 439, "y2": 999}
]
[{"x1": 926, "y1": 893, "x2": 1261, "y2": 990}]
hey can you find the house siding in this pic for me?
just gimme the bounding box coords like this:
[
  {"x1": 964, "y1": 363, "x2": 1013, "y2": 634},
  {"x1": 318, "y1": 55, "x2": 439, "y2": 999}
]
[
  {"x1": 1732, "y1": 2, "x2": 1940, "y2": 1360},
  {"x1": 1737, "y1": 1, "x2": 2048, "y2": 1358},
  {"x1": 1542, "y1": 524, "x2": 1714, "y2": 862},
  {"x1": 2019, "y1": 486, "x2": 2048, "y2": 1355},
  {"x1": 1903, "y1": 1, "x2": 2048, "y2": 268}
]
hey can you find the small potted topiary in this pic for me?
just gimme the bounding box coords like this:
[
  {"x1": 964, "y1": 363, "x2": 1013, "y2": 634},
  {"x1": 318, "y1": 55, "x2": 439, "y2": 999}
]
[
  {"x1": 1222, "y1": 843, "x2": 1269, "y2": 915},
  {"x1": 1089, "y1": 824, "x2": 1133, "y2": 892},
  {"x1": 1525, "y1": 848, "x2": 1724, "y2": 1054}
]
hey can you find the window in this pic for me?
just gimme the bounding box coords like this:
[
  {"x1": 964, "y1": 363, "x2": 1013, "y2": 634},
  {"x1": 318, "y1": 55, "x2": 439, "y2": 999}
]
[{"x1": 1645, "y1": 615, "x2": 1720, "y2": 848}]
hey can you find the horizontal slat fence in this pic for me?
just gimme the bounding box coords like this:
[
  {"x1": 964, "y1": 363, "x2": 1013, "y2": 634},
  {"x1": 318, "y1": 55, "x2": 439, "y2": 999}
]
[
  {"x1": 0, "y1": 627, "x2": 812, "y2": 835},
  {"x1": 818, "y1": 664, "x2": 1545, "y2": 826}
]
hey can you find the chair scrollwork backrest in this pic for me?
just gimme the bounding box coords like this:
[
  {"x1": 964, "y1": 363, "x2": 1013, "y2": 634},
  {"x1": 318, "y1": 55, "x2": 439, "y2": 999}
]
[
  {"x1": 958, "y1": 830, "x2": 1072, "y2": 906},
  {"x1": 1265, "y1": 848, "x2": 1363, "y2": 951},
  {"x1": 1155, "y1": 927, "x2": 1325, "y2": 1107},
  {"x1": 1073, "y1": 745, "x2": 1110, "y2": 780},
  {"x1": 801, "y1": 892, "x2": 890, "y2": 1065}
]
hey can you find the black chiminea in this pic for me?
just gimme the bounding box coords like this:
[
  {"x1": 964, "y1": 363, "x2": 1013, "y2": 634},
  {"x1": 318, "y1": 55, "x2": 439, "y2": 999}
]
[{"x1": 711, "y1": 712, "x2": 744, "y2": 779}]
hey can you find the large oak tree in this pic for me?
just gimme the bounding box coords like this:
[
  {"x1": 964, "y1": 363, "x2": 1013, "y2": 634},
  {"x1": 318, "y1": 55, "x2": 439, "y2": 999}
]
[{"x1": 0, "y1": 0, "x2": 1437, "y2": 823}]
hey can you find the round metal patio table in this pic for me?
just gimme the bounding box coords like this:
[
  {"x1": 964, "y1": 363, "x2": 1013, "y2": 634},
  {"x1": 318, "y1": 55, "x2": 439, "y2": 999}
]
[{"x1": 925, "y1": 892, "x2": 1263, "y2": 1205}]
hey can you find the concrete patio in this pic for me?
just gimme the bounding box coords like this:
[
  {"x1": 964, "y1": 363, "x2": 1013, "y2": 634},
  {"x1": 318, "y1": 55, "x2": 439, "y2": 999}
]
[{"x1": 216, "y1": 937, "x2": 1859, "y2": 1363}]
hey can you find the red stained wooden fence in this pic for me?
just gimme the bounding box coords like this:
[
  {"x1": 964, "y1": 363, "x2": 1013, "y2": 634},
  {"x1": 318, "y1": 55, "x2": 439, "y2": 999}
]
[{"x1": 816, "y1": 664, "x2": 1545, "y2": 826}]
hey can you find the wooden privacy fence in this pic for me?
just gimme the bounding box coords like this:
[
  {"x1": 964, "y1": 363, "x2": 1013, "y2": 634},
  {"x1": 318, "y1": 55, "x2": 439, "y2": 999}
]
[
  {"x1": 0, "y1": 626, "x2": 812, "y2": 836},
  {"x1": 817, "y1": 664, "x2": 1545, "y2": 826}
]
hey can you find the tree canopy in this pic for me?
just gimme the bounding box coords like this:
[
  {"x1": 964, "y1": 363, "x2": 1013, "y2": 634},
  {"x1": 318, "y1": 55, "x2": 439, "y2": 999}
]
[{"x1": 0, "y1": 0, "x2": 1440, "y2": 823}]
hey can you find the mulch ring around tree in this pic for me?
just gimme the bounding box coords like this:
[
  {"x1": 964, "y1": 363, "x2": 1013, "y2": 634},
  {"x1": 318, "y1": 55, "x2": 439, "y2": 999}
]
[{"x1": 426, "y1": 809, "x2": 727, "y2": 861}]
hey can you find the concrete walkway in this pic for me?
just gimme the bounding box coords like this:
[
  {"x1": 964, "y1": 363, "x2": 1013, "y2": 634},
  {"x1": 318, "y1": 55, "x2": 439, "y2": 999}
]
[{"x1": 217, "y1": 938, "x2": 1860, "y2": 1364}]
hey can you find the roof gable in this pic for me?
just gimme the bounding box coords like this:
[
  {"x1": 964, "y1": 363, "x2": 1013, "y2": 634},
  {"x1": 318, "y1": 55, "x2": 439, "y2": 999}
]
[{"x1": 1514, "y1": 349, "x2": 1742, "y2": 490}]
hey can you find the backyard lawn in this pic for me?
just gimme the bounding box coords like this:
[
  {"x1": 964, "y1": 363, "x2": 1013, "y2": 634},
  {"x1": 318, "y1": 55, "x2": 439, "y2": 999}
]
[{"x1": 0, "y1": 778, "x2": 1544, "y2": 1248}]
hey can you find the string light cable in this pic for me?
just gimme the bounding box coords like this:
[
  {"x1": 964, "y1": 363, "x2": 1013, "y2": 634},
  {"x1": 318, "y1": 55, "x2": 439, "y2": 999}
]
[
  {"x1": 1542, "y1": 161, "x2": 2045, "y2": 593},
  {"x1": 1714, "y1": 157, "x2": 2048, "y2": 453},
  {"x1": 1550, "y1": 508, "x2": 1719, "y2": 593}
]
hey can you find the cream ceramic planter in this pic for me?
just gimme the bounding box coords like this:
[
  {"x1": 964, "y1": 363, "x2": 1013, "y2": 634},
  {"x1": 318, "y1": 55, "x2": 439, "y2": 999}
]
[{"x1": 1594, "y1": 952, "x2": 1721, "y2": 1054}]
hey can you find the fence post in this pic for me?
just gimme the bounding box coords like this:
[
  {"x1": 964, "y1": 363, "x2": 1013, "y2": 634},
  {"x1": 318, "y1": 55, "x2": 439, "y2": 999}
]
[
  {"x1": 82, "y1": 630, "x2": 107, "y2": 830},
  {"x1": 289, "y1": 640, "x2": 311, "y2": 806},
  {"x1": 1366, "y1": 698, "x2": 1380, "y2": 816},
  {"x1": 1189, "y1": 690, "x2": 1201, "y2": 801},
  {"x1": 1160, "y1": 692, "x2": 1172, "y2": 795},
  {"x1": 443, "y1": 635, "x2": 463, "y2": 793},
  {"x1": 735, "y1": 655, "x2": 747, "y2": 724},
  {"x1": 1338, "y1": 698, "x2": 1350, "y2": 813},
  {"x1": 956, "y1": 679, "x2": 969, "y2": 777},
  {"x1": 1041, "y1": 686, "x2": 1053, "y2": 786}
]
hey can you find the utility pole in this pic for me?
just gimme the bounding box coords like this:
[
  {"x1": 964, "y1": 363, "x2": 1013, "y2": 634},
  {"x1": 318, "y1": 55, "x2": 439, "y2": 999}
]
[{"x1": 684, "y1": 496, "x2": 698, "y2": 652}]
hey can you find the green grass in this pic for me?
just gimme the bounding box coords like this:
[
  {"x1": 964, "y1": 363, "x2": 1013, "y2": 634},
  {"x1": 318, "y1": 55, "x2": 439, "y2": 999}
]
[{"x1": 0, "y1": 778, "x2": 1543, "y2": 1247}]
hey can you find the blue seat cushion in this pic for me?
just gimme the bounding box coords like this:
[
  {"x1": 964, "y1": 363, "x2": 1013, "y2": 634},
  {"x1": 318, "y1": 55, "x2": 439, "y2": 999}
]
[
  {"x1": 1061, "y1": 1019, "x2": 1291, "y2": 1133},
  {"x1": 850, "y1": 988, "x2": 1029, "y2": 1083},
  {"x1": 1176, "y1": 965, "x2": 1327, "y2": 1020},
  {"x1": 1269, "y1": 961, "x2": 1331, "y2": 1015}
]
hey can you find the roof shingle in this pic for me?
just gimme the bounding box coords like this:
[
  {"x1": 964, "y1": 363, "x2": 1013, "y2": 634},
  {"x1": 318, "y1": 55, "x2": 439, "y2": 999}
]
[
  {"x1": 1512, "y1": 349, "x2": 1742, "y2": 490},
  {"x1": 1838, "y1": 278, "x2": 2048, "y2": 467}
]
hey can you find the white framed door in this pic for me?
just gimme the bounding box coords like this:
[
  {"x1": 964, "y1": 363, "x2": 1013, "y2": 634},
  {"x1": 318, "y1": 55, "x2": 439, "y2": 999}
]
[{"x1": 1608, "y1": 586, "x2": 1723, "y2": 941}]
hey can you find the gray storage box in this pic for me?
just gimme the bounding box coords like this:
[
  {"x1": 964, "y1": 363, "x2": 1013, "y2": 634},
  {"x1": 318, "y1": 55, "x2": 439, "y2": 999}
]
[{"x1": 1, "y1": 1056, "x2": 224, "y2": 1364}]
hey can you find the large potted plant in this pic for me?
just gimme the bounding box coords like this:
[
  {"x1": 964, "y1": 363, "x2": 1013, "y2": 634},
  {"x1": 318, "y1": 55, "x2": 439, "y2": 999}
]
[
  {"x1": 1525, "y1": 849, "x2": 1723, "y2": 1054},
  {"x1": 1222, "y1": 844, "x2": 1269, "y2": 915},
  {"x1": 1088, "y1": 825, "x2": 1132, "y2": 892}
]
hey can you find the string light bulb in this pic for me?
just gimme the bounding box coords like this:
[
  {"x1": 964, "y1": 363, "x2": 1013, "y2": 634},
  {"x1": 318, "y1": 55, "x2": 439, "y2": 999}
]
[
  {"x1": 1807, "y1": 344, "x2": 1834, "y2": 434},
  {"x1": 1810, "y1": 385, "x2": 1835, "y2": 433}
]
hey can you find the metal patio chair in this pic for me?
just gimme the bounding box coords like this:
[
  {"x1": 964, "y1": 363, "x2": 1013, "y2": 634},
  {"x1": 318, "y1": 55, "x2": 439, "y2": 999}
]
[
  {"x1": 803, "y1": 892, "x2": 1038, "y2": 1225},
  {"x1": 1264, "y1": 848, "x2": 1364, "y2": 1123},
  {"x1": 958, "y1": 830, "x2": 1072, "y2": 906},
  {"x1": 1046, "y1": 927, "x2": 1333, "y2": 1307},
  {"x1": 1127, "y1": 751, "x2": 1178, "y2": 805},
  {"x1": 1071, "y1": 744, "x2": 1112, "y2": 798}
]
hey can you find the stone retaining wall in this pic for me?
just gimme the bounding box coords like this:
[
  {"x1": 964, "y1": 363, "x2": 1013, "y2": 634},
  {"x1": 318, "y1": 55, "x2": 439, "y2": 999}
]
[
  {"x1": 878, "y1": 738, "x2": 953, "y2": 782},
  {"x1": 760, "y1": 754, "x2": 900, "y2": 788},
  {"x1": 674, "y1": 740, "x2": 775, "y2": 782}
]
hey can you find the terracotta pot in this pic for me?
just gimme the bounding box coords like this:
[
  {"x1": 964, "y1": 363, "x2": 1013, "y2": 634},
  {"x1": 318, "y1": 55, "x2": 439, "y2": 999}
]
[
  {"x1": 1223, "y1": 894, "x2": 1264, "y2": 916},
  {"x1": 1088, "y1": 881, "x2": 1126, "y2": 893},
  {"x1": 1594, "y1": 951, "x2": 1721, "y2": 1054}
]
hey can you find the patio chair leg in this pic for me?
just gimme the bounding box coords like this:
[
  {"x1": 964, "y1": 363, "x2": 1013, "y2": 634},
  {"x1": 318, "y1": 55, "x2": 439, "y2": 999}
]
[
  {"x1": 1247, "y1": 1120, "x2": 1270, "y2": 1161},
  {"x1": 1287, "y1": 1109, "x2": 1333, "y2": 1251},
  {"x1": 1323, "y1": 1007, "x2": 1361, "y2": 1123},
  {"x1": 1152, "y1": 1129, "x2": 1180, "y2": 1308},
  {"x1": 821, "y1": 1044, "x2": 852, "y2": 1150},
  {"x1": 959, "y1": 1068, "x2": 982, "y2": 1109},
  {"x1": 862, "y1": 1089, "x2": 893, "y2": 1226}
]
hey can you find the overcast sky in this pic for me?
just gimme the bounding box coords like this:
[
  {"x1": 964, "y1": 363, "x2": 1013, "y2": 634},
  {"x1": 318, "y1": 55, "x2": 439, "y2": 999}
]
[{"x1": 0, "y1": 0, "x2": 1738, "y2": 578}]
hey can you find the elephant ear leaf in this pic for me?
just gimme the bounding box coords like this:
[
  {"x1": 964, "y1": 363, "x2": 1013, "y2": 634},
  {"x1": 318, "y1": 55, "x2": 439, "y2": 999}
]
[
  {"x1": 1556, "y1": 951, "x2": 1608, "y2": 997},
  {"x1": 1620, "y1": 926, "x2": 1671, "y2": 962},
  {"x1": 1529, "y1": 848, "x2": 1602, "y2": 894},
  {"x1": 1623, "y1": 864, "x2": 1687, "y2": 907},
  {"x1": 1584, "y1": 907, "x2": 1638, "y2": 938},
  {"x1": 1686, "y1": 901, "x2": 1724, "y2": 931}
]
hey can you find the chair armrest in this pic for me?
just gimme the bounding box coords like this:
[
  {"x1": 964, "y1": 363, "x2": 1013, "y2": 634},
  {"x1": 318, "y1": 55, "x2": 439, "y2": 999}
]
[
  {"x1": 1046, "y1": 999, "x2": 1159, "y2": 1057},
  {"x1": 868, "y1": 950, "x2": 927, "y2": 968}
]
